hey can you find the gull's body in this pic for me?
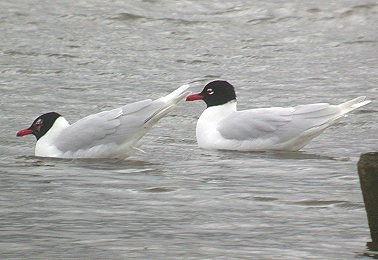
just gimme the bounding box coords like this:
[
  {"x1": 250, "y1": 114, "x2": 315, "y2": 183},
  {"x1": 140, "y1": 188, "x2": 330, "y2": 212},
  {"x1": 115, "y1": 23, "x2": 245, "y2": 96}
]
[
  {"x1": 17, "y1": 84, "x2": 190, "y2": 158},
  {"x1": 186, "y1": 80, "x2": 371, "y2": 151}
]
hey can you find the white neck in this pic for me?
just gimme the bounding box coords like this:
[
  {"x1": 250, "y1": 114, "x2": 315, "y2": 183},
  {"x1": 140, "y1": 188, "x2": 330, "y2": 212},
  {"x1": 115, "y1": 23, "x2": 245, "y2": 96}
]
[
  {"x1": 204, "y1": 100, "x2": 237, "y2": 121},
  {"x1": 35, "y1": 117, "x2": 70, "y2": 157},
  {"x1": 195, "y1": 100, "x2": 237, "y2": 149}
]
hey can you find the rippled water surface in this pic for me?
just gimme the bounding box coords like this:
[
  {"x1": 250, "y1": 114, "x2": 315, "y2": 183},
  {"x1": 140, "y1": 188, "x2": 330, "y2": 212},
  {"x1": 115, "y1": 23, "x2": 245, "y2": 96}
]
[{"x1": 1, "y1": 0, "x2": 377, "y2": 259}]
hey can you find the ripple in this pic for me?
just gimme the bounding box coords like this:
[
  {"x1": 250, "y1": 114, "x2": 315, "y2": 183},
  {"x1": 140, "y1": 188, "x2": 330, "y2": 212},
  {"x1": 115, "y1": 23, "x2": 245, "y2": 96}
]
[
  {"x1": 357, "y1": 109, "x2": 378, "y2": 114},
  {"x1": 336, "y1": 202, "x2": 364, "y2": 210},
  {"x1": 4, "y1": 50, "x2": 78, "y2": 60},
  {"x1": 247, "y1": 17, "x2": 274, "y2": 25},
  {"x1": 252, "y1": 196, "x2": 278, "y2": 202},
  {"x1": 307, "y1": 8, "x2": 322, "y2": 14},
  {"x1": 4, "y1": 50, "x2": 39, "y2": 57},
  {"x1": 341, "y1": 40, "x2": 377, "y2": 45},
  {"x1": 110, "y1": 12, "x2": 146, "y2": 21},
  {"x1": 289, "y1": 199, "x2": 348, "y2": 207},
  {"x1": 47, "y1": 53, "x2": 78, "y2": 59},
  {"x1": 340, "y1": 3, "x2": 378, "y2": 17},
  {"x1": 143, "y1": 187, "x2": 176, "y2": 193},
  {"x1": 157, "y1": 17, "x2": 208, "y2": 25},
  {"x1": 175, "y1": 59, "x2": 208, "y2": 64}
]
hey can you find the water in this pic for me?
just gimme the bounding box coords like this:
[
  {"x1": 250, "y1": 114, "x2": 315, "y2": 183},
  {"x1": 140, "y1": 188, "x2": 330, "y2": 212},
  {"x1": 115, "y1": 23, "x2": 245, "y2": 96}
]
[{"x1": 0, "y1": 0, "x2": 377, "y2": 258}]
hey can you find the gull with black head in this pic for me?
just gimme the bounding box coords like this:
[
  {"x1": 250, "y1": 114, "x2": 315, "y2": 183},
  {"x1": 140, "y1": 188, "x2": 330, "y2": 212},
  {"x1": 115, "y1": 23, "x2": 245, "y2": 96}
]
[
  {"x1": 17, "y1": 84, "x2": 191, "y2": 159},
  {"x1": 186, "y1": 80, "x2": 371, "y2": 151}
]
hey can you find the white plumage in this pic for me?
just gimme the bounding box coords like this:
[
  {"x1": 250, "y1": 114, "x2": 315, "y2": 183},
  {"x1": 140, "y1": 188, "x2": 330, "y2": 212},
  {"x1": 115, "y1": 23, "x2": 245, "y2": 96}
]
[
  {"x1": 18, "y1": 84, "x2": 191, "y2": 159},
  {"x1": 186, "y1": 80, "x2": 371, "y2": 151},
  {"x1": 196, "y1": 97, "x2": 370, "y2": 151}
]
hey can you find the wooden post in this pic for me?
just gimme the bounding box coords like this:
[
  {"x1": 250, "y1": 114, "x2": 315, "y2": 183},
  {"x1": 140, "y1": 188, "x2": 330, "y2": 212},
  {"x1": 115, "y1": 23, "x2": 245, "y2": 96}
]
[{"x1": 358, "y1": 152, "x2": 378, "y2": 250}]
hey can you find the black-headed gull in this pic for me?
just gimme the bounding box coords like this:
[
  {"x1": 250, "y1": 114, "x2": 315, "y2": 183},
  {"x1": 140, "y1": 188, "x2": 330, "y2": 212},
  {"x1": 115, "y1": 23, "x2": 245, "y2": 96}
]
[
  {"x1": 186, "y1": 80, "x2": 371, "y2": 151},
  {"x1": 17, "y1": 84, "x2": 191, "y2": 158}
]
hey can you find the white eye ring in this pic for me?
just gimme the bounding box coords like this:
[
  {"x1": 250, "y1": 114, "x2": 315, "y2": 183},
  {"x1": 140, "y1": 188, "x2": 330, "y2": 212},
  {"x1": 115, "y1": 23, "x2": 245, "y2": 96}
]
[
  {"x1": 207, "y1": 88, "x2": 214, "y2": 95},
  {"x1": 35, "y1": 119, "x2": 43, "y2": 126}
]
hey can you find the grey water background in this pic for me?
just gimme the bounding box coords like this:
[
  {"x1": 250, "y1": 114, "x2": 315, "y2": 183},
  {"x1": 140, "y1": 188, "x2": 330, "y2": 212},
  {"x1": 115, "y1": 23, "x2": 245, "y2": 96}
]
[{"x1": 0, "y1": 0, "x2": 377, "y2": 259}]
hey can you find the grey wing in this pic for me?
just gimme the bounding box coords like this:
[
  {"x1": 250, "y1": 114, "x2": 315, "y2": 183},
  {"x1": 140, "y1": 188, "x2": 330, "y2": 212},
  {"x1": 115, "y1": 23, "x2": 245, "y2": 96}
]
[
  {"x1": 217, "y1": 107, "x2": 293, "y2": 141},
  {"x1": 53, "y1": 84, "x2": 190, "y2": 153},
  {"x1": 54, "y1": 99, "x2": 154, "y2": 152},
  {"x1": 218, "y1": 103, "x2": 343, "y2": 142}
]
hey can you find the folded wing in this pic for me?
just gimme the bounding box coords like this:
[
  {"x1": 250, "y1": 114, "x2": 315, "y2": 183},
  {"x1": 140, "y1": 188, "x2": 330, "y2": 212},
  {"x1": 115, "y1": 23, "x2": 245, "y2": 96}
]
[
  {"x1": 218, "y1": 97, "x2": 368, "y2": 150},
  {"x1": 54, "y1": 85, "x2": 190, "y2": 154}
]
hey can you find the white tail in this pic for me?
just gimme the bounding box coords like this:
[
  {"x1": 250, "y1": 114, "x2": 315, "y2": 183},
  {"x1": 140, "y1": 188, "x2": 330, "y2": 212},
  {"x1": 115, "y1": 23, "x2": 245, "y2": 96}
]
[
  {"x1": 160, "y1": 84, "x2": 191, "y2": 104},
  {"x1": 337, "y1": 96, "x2": 371, "y2": 114}
]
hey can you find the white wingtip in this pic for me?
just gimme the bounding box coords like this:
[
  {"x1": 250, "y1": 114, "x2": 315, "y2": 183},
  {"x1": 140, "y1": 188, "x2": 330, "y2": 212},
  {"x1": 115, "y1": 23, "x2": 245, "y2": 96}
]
[
  {"x1": 143, "y1": 84, "x2": 191, "y2": 125},
  {"x1": 160, "y1": 84, "x2": 191, "y2": 103},
  {"x1": 338, "y1": 96, "x2": 371, "y2": 113},
  {"x1": 351, "y1": 100, "x2": 371, "y2": 109}
]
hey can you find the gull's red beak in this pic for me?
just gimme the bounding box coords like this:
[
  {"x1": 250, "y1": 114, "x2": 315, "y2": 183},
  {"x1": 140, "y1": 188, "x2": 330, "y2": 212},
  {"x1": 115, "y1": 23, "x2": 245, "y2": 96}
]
[
  {"x1": 17, "y1": 128, "x2": 33, "y2": 137},
  {"x1": 186, "y1": 93, "x2": 203, "y2": 101}
]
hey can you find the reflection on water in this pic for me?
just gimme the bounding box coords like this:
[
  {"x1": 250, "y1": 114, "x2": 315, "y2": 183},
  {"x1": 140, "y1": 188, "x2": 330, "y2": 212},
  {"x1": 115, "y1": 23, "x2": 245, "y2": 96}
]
[
  {"x1": 216, "y1": 149, "x2": 351, "y2": 161},
  {"x1": 367, "y1": 242, "x2": 378, "y2": 252},
  {"x1": 362, "y1": 243, "x2": 378, "y2": 259},
  {"x1": 14, "y1": 155, "x2": 158, "y2": 170}
]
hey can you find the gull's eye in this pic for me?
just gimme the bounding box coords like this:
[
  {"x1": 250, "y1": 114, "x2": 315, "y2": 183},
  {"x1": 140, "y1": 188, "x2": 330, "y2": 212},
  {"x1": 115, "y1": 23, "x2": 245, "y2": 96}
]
[
  {"x1": 34, "y1": 119, "x2": 43, "y2": 131},
  {"x1": 206, "y1": 88, "x2": 214, "y2": 95}
]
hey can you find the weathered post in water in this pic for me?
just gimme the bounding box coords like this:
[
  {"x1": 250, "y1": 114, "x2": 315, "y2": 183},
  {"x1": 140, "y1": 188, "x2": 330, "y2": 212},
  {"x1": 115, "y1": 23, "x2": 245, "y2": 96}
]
[{"x1": 358, "y1": 152, "x2": 378, "y2": 250}]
